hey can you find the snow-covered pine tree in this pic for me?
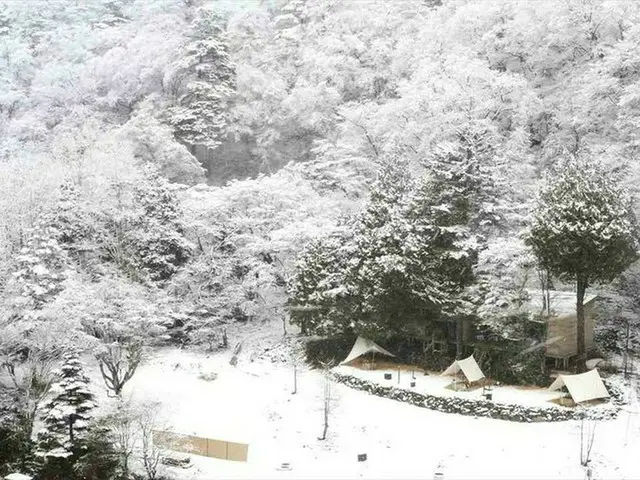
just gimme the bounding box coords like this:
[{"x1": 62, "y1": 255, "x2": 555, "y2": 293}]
[
  {"x1": 12, "y1": 222, "x2": 66, "y2": 309},
  {"x1": 358, "y1": 157, "x2": 414, "y2": 230},
  {"x1": 401, "y1": 128, "x2": 508, "y2": 356},
  {"x1": 45, "y1": 181, "x2": 92, "y2": 248},
  {"x1": 403, "y1": 133, "x2": 488, "y2": 342},
  {"x1": 527, "y1": 154, "x2": 639, "y2": 372},
  {"x1": 423, "y1": 129, "x2": 502, "y2": 232},
  {"x1": 37, "y1": 351, "x2": 96, "y2": 475},
  {"x1": 126, "y1": 166, "x2": 192, "y2": 281},
  {"x1": 134, "y1": 165, "x2": 183, "y2": 226},
  {"x1": 346, "y1": 157, "x2": 447, "y2": 337},
  {"x1": 167, "y1": 8, "x2": 235, "y2": 151},
  {"x1": 287, "y1": 230, "x2": 353, "y2": 335},
  {"x1": 404, "y1": 172, "x2": 477, "y2": 344}
]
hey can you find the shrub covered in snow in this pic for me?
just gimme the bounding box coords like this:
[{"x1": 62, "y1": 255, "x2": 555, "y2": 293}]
[{"x1": 0, "y1": 389, "x2": 32, "y2": 477}]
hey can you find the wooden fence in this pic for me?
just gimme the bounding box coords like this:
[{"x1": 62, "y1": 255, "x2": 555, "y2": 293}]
[{"x1": 153, "y1": 430, "x2": 249, "y2": 462}]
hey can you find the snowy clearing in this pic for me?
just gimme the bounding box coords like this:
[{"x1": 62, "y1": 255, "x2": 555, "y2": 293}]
[
  {"x1": 334, "y1": 364, "x2": 568, "y2": 408},
  {"x1": 87, "y1": 346, "x2": 640, "y2": 480}
]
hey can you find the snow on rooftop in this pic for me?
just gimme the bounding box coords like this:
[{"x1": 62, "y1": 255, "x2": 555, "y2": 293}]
[{"x1": 525, "y1": 289, "x2": 597, "y2": 318}]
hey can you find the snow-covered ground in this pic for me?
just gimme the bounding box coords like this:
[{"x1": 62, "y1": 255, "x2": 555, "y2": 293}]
[
  {"x1": 334, "y1": 364, "x2": 568, "y2": 408},
  {"x1": 90, "y1": 341, "x2": 640, "y2": 480}
]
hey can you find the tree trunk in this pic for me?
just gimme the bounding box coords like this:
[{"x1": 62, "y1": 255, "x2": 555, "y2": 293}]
[
  {"x1": 455, "y1": 317, "x2": 464, "y2": 360},
  {"x1": 318, "y1": 375, "x2": 329, "y2": 440},
  {"x1": 624, "y1": 320, "x2": 630, "y2": 378},
  {"x1": 576, "y1": 278, "x2": 587, "y2": 373}
]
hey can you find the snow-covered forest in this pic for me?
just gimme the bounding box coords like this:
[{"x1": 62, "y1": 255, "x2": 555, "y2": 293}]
[{"x1": 3, "y1": 0, "x2": 640, "y2": 479}]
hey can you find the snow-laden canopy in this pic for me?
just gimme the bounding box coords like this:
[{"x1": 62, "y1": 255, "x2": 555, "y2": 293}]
[
  {"x1": 548, "y1": 369, "x2": 609, "y2": 404},
  {"x1": 340, "y1": 336, "x2": 395, "y2": 365},
  {"x1": 441, "y1": 355, "x2": 485, "y2": 383}
]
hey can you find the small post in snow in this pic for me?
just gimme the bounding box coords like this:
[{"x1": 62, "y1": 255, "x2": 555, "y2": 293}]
[{"x1": 292, "y1": 363, "x2": 297, "y2": 395}]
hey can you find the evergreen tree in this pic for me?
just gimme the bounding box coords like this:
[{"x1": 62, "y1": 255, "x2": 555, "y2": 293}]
[
  {"x1": 0, "y1": 389, "x2": 34, "y2": 477},
  {"x1": 45, "y1": 181, "x2": 92, "y2": 247},
  {"x1": 37, "y1": 351, "x2": 96, "y2": 479},
  {"x1": 121, "y1": 166, "x2": 193, "y2": 281},
  {"x1": 343, "y1": 158, "x2": 447, "y2": 338},
  {"x1": 100, "y1": 165, "x2": 192, "y2": 281},
  {"x1": 406, "y1": 133, "x2": 492, "y2": 354},
  {"x1": 410, "y1": 128, "x2": 513, "y2": 355},
  {"x1": 358, "y1": 158, "x2": 414, "y2": 230},
  {"x1": 422, "y1": 129, "x2": 502, "y2": 232},
  {"x1": 402, "y1": 178, "x2": 476, "y2": 354},
  {"x1": 288, "y1": 150, "x2": 492, "y2": 341},
  {"x1": 167, "y1": 8, "x2": 235, "y2": 151},
  {"x1": 527, "y1": 155, "x2": 639, "y2": 372},
  {"x1": 74, "y1": 422, "x2": 119, "y2": 480},
  {"x1": 287, "y1": 230, "x2": 353, "y2": 335},
  {"x1": 287, "y1": 133, "x2": 506, "y2": 347},
  {"x1": 12, "y1": 223, "x2": 66, "y2": 309}
]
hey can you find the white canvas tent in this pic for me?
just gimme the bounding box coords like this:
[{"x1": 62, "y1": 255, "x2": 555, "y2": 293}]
[
  {"x1": 548, "y1": 369, "x2": 609, "y2": 404},
  {"x1": 441, "y1": 355, "x2": 485, "y2": 384},
  {"x1": 340, "y1": 336, "x2": 395, "y2": 365},
  {"x1": 5, "y1": 474, "x2": 33, "y2": 480}
]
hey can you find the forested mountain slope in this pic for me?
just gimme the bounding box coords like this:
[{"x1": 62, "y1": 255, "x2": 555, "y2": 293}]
[
  {"x1": 2, "y1": 0, "x2": 640, "y2": 390},
  {"x1": 4, "y1": 0, "x2": 640, "y2": 477}
]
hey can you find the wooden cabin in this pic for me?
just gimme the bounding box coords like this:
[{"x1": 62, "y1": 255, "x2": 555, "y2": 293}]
[{"x1": 526, "y1": 290, "x2": 598, "y2": 368}]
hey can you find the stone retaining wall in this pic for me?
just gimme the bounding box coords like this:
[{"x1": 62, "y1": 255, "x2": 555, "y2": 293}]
[{"x1": 330, "y1": 372, "x2": 624, "y2": 423}]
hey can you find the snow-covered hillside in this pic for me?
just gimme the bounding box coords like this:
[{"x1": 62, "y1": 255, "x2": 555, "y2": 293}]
[{"x1": 4, "y1": 1, "x2": 640, "y2": 479}]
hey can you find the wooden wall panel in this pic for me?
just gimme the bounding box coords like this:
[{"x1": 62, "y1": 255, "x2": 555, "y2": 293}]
[
  {"x1": 153, "y1": 430, "x2": 249, "y2": 463},
  {"x1": 226, "y1": 442, "x2": 249, "y2": 462},
  {"x1": 206, "y1": 439, "x2": 228, "y2": 460}
]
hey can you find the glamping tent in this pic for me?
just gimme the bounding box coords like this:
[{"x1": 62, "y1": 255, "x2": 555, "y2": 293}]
[
  {"x1": 340, "y1": 336, "x2": 395, "y2": 366},
  {"x1": 548, "y1": 369, "x2": 609, "y2": 404},
  {"x1": 441, "y1": 355, "x2": 486, "y2": 386}
]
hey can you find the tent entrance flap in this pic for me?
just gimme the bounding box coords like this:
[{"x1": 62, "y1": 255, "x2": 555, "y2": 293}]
[{"x1": 340, "y1": 337, "x2": 396, "y2": 365}]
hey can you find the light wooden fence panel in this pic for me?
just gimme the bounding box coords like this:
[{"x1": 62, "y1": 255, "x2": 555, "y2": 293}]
[
  {"x1": 226, "y1": 441, "x2": 249, "y2": 462},
  {"x1": 153, "y1": 430, "x2": 248, "y2": 462}
]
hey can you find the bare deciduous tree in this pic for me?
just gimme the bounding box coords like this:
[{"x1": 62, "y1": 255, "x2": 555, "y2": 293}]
[
  {"x1": 580, "y1": 417, "x2": 597, "y2": 467},
  {"x1": 138, "y1": 402, "x2": 163, "y2": 480},
  {"x1": 317, "y1": 359, "x2": 335, "y2": 441},
  {"x1": 96, "y1": 340, "x2": 143, "y2": 397},
  {"x1": 1, "y1": 343, "x2": 61, "y2": 441},
  {"x1": 291, "y1": 349, "x2": 305, "y2": 395},
  {"x1": 106, "y1": 399, "x2": 137, "y2": 479}
]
